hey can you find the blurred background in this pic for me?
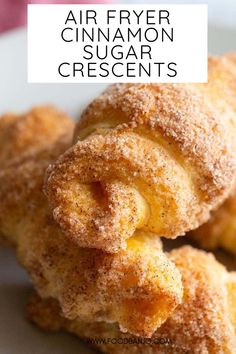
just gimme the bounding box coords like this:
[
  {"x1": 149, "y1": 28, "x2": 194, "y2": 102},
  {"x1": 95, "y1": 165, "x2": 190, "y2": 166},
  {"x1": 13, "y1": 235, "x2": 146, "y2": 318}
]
[
  {"x1": 0, "y1": 2, "x2": 235, "y2": 354},
  {"x1": 0, "y1": 0, "x2": 235, "y2": 34},
  {"x1": 0, "y1": 0, "x2": 235, "y2": 116}
]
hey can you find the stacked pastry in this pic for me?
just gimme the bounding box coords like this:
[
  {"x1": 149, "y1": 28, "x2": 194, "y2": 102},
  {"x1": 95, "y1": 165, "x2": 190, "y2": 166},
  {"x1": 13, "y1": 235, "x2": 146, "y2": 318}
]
[{"x1": 1, "y1": 54, "x2": 236, "y2": 353}]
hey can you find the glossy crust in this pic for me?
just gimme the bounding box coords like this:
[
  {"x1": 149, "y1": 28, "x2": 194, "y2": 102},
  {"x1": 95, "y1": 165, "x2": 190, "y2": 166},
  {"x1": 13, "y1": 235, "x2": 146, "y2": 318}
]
[
  {"x1": 28, "y1": 246, "x2": 236, "y2": 354},
  {"x1": 45, "y1": 55, "x2": 236, "y2": 253},
  {"x1": 0, "y1": 108, "x2": 183, "y2": 337}
]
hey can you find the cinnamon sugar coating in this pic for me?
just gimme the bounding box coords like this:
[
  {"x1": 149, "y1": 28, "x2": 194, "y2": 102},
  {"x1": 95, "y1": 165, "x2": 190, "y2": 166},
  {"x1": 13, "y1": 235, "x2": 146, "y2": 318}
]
[
  {"x1": 28, "y1": 246, "x2": 236, "y2": 354},
  {"x1": 0, "y1": 108, "x2": 183, "y2": 337},
  {"x1": 0, "y1": 106, "x2": 73, "y2": 168},
  {"x1": 190, "y1": 54, "x2": 236, "y2": 256},
  {"x1": 191, "y1": 187, "x2": 236, "y2": 256},
  {"x1": 45, "y1": 54, "x2": 236, "y2": 253}
]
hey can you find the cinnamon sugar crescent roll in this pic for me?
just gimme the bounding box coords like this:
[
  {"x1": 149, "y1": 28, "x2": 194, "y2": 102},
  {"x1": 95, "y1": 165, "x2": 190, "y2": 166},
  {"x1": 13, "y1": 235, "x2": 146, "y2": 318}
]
[
  {"x1": 45, "y1": 54, "x2": 236, "y2": 253},
  {"x1": 191, "y1": 189, "x2": 236, "y2": 256},
  {"x1": 0, "y1": 106, "x2": 73, "y2": 168},
  {"x1": 0, "y1": 106, "x2": 74, "y2": 245},
  {"x1": 0, "y1": 107, "x2": 183, "y2": 337},
  {"x1": 27, "y1": 246, "x2": 236, "y2": 354}
]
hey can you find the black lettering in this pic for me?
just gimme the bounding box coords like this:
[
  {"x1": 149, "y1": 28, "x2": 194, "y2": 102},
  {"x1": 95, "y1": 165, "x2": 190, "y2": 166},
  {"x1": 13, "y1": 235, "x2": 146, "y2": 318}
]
[
  {"x1": 159, "y1": 10, "x2": 170, "y2": 25},
  {"x1": 162, "y1": 28, "x2": 174, "y2": 42},
  {"x1": 126, "y1": 46, "x2": 138, "y2": 60},
  {"x1": 97, "y1": 45, "x2": 108, "y2": 60},
  {"x1": 154, "y1": 62, "x2": 165, "y2": 76},
  {"x1": 82, "y1": 28, "x2": 94, "y2": 42},
  {"x1": 127, "y1": 62, "x2": 136, "y2": 77},
  {"x1": 112, "y1": 62, "x2": 123, "y2": 77},
  {"x1": 73, "y1": 62, "x2": 84, "y2": 77},
  {"x1": 145, "y1": 28, "x2": 158, "y2": 42},
  {"x1": 61, "y1": 27, "x2": 73, "y2": 42},
  {"x1": 65, "y1": 11, "x2": 77, "y2": 25},
  {"x1": 120, "y1": 10, "x2": 131, "y2": 24},
  {"x1": 87, "y1": 62, "x2": 97, "y2": 77},
  {"x1": 58, "y1": 62, "x2": 70, "y2": 77},
  {"x1": 107, "y1": 10, "x2": 116, "y2": 24},
  {"x1": 111, "y1": 45, "x2": 123, "y2": 60},
  {"x1": 146, "y1": 10, "x2": 156, "y2": 25},
  {"x1": 83, "y1": 45, "x2": 93, "y2": 60},
  {"x1": 100, "y1": 62, "x2": 109, "y2": 77},
  {"x1": 139, "y1": 62, "x2": 151, "y2": 77},
  {"x1": 141, "y1": 45, "x2": 152, "y2": 59},
  {"x1": 133, "y1": 10, "x2": 143, "y2": 25},
  {"x1": 86, "y1": 10, "x2": 97, "y2": 24},
  {"x1": 167, "y1": 62, "x2": 177, "y2": 77},
  {"x1": 127, "y1": 28, "x2": 141, "y2": 41}
]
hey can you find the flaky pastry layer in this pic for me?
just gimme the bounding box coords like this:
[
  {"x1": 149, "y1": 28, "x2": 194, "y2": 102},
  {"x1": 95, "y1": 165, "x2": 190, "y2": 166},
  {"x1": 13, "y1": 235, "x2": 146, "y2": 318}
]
[
  {"x1": 191, "y1": 188, "x2": 236, "y2": 256},
  {"x1": 28, "y1": 246, "x2": 236, "y2": 354},
  {"x1": 0, "y1": 107, "x2": 182, "y2": 337},
  {"x1": 0, "y1": 106, "x2": 73, "y2": 168},
  {"x1": 45, "y1": 55, "x2": 236, "y2": 252}
]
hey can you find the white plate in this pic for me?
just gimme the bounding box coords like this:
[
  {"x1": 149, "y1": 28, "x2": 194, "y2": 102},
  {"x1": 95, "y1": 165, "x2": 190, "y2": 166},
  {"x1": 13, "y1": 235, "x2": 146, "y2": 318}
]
[{"x1": 0, "y1": 26, "x2": 236, "y2": 354}]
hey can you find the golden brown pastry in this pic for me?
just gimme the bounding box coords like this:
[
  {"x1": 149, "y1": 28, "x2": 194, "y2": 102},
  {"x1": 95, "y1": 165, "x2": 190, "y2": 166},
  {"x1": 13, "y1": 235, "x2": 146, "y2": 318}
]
[
  {"x1": 0, "y1": 107, "x2": 183, "y2": 337},
  {"x1": 45, "y1": 55, "x2": 236, "y2": 253},
  {"x1": 191, "y1": 189, "x2": 236, "y2": 255},
  {"x1": 189, "y1": 55, "x2": 236, "y2": 257},
  {"x1": 0, "y1": 106, "x2": 74, "y2": 245},
  {"x1": 28, "y1": 246, "x2": 236, "y2": 354},
  {"x1": 0, "y1": 106, "x2": 73, "y2": 168}
]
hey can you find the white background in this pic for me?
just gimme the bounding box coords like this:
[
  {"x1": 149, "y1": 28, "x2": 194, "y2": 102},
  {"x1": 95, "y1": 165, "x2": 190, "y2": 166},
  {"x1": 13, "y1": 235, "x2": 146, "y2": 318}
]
[{"x1": 28, "y1": 4, "x2": 207, "y2": 83}]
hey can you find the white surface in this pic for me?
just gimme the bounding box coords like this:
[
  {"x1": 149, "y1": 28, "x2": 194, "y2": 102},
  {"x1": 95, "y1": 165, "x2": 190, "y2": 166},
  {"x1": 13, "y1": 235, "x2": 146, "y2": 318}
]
[{"x1": 0, "y1": 22, "x2": 236, "y2": 354}]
